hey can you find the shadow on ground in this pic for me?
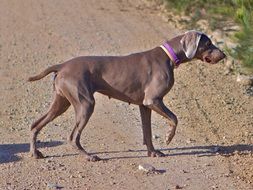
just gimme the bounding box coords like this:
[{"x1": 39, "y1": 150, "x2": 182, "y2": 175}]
[
  {"x1": 0, "y1": 141, "x2": 63, "y2": 164},
  {"x1": 92, "y1": 144, "x2": 253, "y2": 160},
  {"x1": 1, "y1": 142, "x2": 251, "y2": 163}
]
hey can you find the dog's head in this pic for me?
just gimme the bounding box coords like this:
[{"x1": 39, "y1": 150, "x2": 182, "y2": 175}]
[{"x1": 180, "y1": 30, "x2": 226, "y2": 64}]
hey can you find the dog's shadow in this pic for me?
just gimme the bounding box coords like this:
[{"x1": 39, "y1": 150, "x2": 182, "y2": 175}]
[
  {"x1": 0, "y1": 142, "x2": 252, "y2": 163},
  {"x1": 92, "y1": 144, "x2": 253, "y2": 160},
  {"x1": 0, "y1": 141, "x2": 63, "y2": 164}
]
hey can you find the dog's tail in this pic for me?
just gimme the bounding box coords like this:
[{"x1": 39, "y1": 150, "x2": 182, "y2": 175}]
[{"x1": 28, "y1": 64, "x2": 62, "y2": 82}]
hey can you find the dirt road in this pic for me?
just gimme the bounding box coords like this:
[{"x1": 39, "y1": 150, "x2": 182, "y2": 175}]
[{"x1": 0, "y1": 0, "x2": 252, "y2": 189}]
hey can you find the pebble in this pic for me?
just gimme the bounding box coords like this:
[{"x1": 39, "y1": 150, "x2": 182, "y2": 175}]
[
  {"x1": 138, "y1": 164, "x2": 156, "y2": 172},
  {"x1": 47, "y1": 183, "x2": 62, "y2": 189},
  {"x1": 204, "y1": 163, "x2": 212, "y2": 167},
  {"x1": 152, "y1": 134, "x2": 160, "y2": 139},
  {"x1": 182, "y1": 170, "x2": 189, "y2": 173},
  {"x1": 78, "y1": 174, "x2": 84, "y2": 178},
  {"x1": 186, "y1": 138, "x2": 195, "y2": 144},
  {"x1": 245, "y1": 86, "x2": 253, "y2": 96},
  {"x1": 175, "y1": 185, "x2": 183, "y2": 189},
  {"x1": 237, "y1": 74, "x2": 253, "y2": 86},
  {"x1": 110, "y1": 181, "x2": 116, "y2": 185},
  {"x1": 45, "y1": 159, "x2": 52, "y2": 163}
]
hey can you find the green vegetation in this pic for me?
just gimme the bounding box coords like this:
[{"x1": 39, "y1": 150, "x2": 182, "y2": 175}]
[{"x1": 165, "y1": 0, "x2": 253, "y2": 72}]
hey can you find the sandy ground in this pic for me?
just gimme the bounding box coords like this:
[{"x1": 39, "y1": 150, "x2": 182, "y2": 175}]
[{"x1": 0, "y1": 0, "x2": 252, "y2": 189}]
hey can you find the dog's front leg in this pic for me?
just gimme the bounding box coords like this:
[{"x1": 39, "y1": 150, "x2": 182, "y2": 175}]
[
  {"x1": 139, "y1": 105, "x2": 165, "y2": 157},
  {"x1": 145, "y1": 99, "x2": 178, "y2": 145}
]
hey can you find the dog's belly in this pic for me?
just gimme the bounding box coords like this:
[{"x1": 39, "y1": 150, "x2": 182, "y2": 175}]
[{"x1": 96, "y1": 83, "x2": 145, "y2": 105}]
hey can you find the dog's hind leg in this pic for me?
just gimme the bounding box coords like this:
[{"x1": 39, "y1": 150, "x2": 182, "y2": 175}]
[
  {"x1": 69, "y1": 97, "x2": 100, "y2": 161},
  {"x1": 30, "y1": 93, "x2": 70, "y2": 159}
]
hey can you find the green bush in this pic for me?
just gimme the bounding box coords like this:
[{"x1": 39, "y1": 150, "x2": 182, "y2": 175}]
[
  {"x1": 165, "y1": 0, "x2": 253, "y2": 72},
  {"x1": 232, "y1": 0, "x2": 253, "y2": 72}
]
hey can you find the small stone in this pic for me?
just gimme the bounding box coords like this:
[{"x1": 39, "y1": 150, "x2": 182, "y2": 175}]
[
  {"x1": 45, "y1": 159, "x2": 52, "y2": 163},
  {"x1": 138, "y1": 164, "x2": 156, "y2": 172},
  {"x1": 152, "y1": 134, "x2": 160, "y2": 139},
  {"x1": 78, "y1": 174, "x2": 84, "y2": 178},
  {"x1": 47, "y1": 183, "x2": 62, "y2": 189},
  {"x1": 237, "y1": 74, "x2": 253, "y2": 86},
  {"x1": 245, "y1": 86, "x2": 253, "y2": 96},
  {"x1": 110, "y1": 181, "x2": 116, "y2": 185},
  {"x1": 186, "y1": 138, "x2": 195, "y2": 144},
  {"x1": 175, "y1": 185, "x2": 183, "y2": 189}
]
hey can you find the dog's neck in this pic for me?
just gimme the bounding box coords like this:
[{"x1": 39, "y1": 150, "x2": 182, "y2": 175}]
[{"x1": 166, "y1": 35, "x2": 190, "y2": 64}]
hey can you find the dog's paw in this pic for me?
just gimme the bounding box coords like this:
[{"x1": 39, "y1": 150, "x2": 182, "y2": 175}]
[
  {"x1": 148, "y1": 150, "x2": 165, "y2": 157},
  {"x1": 86, "y1": 155, "x2": 101, "y2": 162},
  {"x1": 31, "y1": 150, "x2": 45, "y2": 159}
]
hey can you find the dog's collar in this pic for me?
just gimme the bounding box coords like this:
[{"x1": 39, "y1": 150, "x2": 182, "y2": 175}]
[{"x1": 160, "y1": 42, "x2": 180, "y2": 67}]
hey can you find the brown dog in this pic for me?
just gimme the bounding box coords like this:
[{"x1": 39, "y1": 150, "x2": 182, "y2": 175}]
[{"x1": 28, "y1": 31, "x2": 226, "y2": 161}]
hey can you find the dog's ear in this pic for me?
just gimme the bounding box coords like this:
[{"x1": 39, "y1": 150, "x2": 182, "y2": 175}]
[{"x1": 180, "y1": 31, "x2": 202, "y2": 59}]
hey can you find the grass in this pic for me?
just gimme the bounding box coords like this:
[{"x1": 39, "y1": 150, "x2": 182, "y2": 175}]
[{"x1": 164, "y1": 0, "x2": 253, "y2": 73}]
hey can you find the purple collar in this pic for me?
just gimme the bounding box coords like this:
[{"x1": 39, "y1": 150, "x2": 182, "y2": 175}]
[{"x1": 160, "y1": 42, "x2": 180, "y2": 67}]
